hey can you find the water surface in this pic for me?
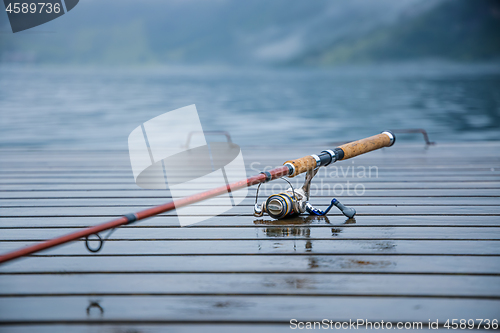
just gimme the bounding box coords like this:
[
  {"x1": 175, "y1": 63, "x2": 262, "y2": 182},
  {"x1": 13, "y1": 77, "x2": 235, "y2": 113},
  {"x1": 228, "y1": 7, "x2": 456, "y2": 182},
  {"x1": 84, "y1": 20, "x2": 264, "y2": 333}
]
[{"x1": 1, "y1": 61, "x2": 499, "y2": 149}]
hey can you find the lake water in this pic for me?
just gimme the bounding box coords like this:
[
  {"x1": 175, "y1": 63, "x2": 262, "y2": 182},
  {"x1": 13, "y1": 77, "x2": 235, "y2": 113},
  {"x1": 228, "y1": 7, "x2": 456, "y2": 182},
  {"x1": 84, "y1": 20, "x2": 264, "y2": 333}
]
[{"x1": 1, "y1": 61, "x2": 499, "y2": 149}]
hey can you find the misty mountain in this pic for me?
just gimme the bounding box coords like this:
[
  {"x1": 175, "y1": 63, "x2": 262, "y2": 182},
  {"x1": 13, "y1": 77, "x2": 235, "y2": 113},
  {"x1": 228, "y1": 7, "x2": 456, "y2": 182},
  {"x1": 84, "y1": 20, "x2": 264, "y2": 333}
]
[
  {"x1": 0, "y1": 0, "x2": 498, "y2": 65},
  {"x1": 293, "y1": 0, "x2": 500, "y2": 65}
]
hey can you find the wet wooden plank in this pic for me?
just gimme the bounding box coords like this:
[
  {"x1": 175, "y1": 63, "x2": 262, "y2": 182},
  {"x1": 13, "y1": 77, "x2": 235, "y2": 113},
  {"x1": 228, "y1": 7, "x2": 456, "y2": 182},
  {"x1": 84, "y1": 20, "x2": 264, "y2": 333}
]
[
  {"x1": 0, "y1": 324, "x2": 442, "y2": 333},
  {"x1": 0, "y1": 215, "x2": 499, "y2": 228},
  {"x1": 0, "y1": 296, "x2": 498, "y2": 323},
  {"x1": 1, "y1": 206, "x2": 499, "y2": 216},
  {"x1": 0, "y1": 168, "x2": 498, "y2": 176},
  {"x1": 0, "y1": 324, "x2": 311, "y2": 333},
  {"x1": 1, "y1": 168, "x2": 498, "y2": 175},
  {"x1": 0, "y1": 189, "x2": 498, "y2": 199},
  {"x1": 1, "y1": 240, "x2": 499, "y2": 256},
  {"x1": 2, "y1": 182, "x2": 499, "y2": 191},
  {"x1": 1, "y1": 255, "x2": 499, "y2": 274},
  {"x1": 1, "y1": 274, "x2": 499, "y2": 297},
  {"x1": 0, "y1": 165, "x2": 497, "y2": 173},
  {"x1": 0, "y1": 141, "x2": 498, "y2": 156},
  {"x1": 0, "y1": 226, "x2": 499, "y2": 241},
  {"x1": 1, "y1": 196, "x2": 500, "y2": 206}
]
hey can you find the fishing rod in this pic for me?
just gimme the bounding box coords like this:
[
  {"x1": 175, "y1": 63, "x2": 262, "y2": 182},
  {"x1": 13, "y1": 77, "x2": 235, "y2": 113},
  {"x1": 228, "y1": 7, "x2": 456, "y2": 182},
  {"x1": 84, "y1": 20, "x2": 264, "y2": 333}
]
[{"x1": 0, "y1": 131, "x2": 395, "y2": 265}]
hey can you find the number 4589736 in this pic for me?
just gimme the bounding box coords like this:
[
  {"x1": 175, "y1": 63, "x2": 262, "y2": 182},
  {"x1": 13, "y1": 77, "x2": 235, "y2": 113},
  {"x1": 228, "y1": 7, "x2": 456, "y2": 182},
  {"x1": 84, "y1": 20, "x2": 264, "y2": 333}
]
[
  {"x1": 5, "y1": 2, "x2": 61, "y2": 14},
  {"x1": 444, "y1": 319, "x2": 498, "y2": 329}
]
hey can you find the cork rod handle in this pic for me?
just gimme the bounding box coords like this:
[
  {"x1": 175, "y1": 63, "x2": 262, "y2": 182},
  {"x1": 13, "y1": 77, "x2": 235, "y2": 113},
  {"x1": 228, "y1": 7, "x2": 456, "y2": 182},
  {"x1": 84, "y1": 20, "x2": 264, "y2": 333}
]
[
  {"x1": 283, "y1": 155, "x2": 317, "y2": 178},
  {"x1": 284, "y1": 131, "x2": 395, "y2": 177},
  {"x1": 338, "y1": 132, "x2": 394, "y2": 160}
]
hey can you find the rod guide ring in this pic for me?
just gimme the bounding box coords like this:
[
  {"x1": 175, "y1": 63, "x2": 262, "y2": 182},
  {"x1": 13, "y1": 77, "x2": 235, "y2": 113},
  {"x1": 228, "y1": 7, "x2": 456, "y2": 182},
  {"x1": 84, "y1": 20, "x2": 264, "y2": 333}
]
[
  {"x1": 382, "y1": 131, "x2": 396, "y2": 146},
  {"x1": 284, "y1": 163, "x2": 295, "y2": 177},
  {"x1": 310, "y1": 154, "x2": 321, "y2": 168},
  {"x1": 321, "y1": 149, "x2": 335, "y2": 166}
]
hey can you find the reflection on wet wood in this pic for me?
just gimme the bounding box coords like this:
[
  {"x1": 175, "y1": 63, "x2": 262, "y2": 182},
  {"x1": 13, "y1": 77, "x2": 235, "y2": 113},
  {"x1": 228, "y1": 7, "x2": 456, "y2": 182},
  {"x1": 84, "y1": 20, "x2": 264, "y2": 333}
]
[{"x1": 0, "y1": 142, "x2": 499, "y2": 331}]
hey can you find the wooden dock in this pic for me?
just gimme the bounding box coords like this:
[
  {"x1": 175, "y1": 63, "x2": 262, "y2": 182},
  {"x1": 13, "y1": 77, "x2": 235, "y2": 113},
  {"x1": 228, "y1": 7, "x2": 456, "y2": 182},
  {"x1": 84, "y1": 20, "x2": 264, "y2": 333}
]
[{"x1": 0, "y1": 141, "x2": 499, "y2": 332}]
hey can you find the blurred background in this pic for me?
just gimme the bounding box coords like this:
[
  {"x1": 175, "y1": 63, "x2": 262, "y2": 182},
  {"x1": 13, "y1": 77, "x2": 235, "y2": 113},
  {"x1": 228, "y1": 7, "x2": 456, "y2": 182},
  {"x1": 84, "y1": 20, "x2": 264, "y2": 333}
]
[{"x1": 1, "y1": 0, "x2": 500, "y2": 148}]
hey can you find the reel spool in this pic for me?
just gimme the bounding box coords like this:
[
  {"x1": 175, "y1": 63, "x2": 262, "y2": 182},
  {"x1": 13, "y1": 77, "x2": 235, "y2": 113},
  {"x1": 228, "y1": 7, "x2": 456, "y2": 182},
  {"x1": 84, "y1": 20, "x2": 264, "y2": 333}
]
[
  {"x1": 254, "y1": 169, "x2": 356, "y2": 220},
  {"x1": 265, "y1": 192, "x2": 298, "y2": 219}
]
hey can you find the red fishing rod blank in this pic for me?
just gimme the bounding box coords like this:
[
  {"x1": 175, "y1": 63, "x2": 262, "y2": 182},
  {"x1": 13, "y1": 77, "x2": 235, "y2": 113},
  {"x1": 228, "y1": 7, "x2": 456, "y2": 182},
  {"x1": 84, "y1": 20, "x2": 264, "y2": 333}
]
[{"x1": 0, "y1": 132, "x2": 395, "y2": 265}]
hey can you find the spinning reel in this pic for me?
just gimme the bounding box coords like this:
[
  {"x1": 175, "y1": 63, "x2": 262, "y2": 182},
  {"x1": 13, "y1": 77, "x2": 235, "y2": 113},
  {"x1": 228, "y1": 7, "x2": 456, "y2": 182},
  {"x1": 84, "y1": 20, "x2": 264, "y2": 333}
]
[{"x1": 253, "y1": 168, "x2": 356, "y2": 220}]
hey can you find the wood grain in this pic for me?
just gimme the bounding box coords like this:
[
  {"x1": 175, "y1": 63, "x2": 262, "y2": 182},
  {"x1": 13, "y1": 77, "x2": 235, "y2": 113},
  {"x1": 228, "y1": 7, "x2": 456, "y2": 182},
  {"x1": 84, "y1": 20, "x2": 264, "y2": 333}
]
[{"x1": 0, "y1": 142, "x2": 499, "y2": 329}]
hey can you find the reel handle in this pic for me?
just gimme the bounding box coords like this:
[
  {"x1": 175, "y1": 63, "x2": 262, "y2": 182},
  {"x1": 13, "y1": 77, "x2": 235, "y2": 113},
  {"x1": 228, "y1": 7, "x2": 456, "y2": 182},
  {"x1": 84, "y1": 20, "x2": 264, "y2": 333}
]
[{"x1": 284, "y1": 131, "x2": 395, "y2": 177}]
